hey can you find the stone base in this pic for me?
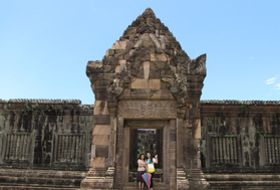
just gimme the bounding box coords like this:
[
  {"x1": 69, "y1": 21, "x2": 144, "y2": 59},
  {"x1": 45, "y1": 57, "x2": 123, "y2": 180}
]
[
  {"x1": 205, "y1": 173, "x2": 280, "y2": 190},
  {"x1": 80, "y1": 176, "x2": 114, "y2": 189},
  {"x1": 0, "y1": 168, "x2": 85, "y2": 189},
  {"x1": 80, "y1": 167, "x2": 115, "y2": 189}
]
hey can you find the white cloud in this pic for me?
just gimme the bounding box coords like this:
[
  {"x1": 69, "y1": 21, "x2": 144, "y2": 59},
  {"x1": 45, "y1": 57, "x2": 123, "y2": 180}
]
[
  {"x1": 274, "y1": 83, "x2": 280, "y2": 90},
  {"x1": 265, "y1": 76, "x2": 280, "y2": 91},
  {"x1": 265, "y1": 76, "x2": 277, "y2": 85}
]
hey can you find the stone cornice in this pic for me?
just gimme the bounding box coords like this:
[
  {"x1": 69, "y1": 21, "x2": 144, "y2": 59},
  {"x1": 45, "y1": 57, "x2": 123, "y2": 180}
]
[
  {"x1": 0, "y1": 99, "x2": 82, "y2": 105},
  {"x1": 201, "y1": 100, "x2": 280, "y2": 105},
  {"x1": 2, "y1": 99, "x2": 279, "y2": 107}
]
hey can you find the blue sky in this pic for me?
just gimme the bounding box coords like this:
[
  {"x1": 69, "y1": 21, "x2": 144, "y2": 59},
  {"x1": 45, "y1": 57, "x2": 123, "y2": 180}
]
[{"x1": 0, "y1": 0, "x2": 280, "y2": 104}]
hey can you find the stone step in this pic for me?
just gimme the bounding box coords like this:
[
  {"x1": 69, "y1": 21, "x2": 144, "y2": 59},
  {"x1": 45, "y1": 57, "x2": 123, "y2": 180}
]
[
  {"x1": 0, "y1": 185, "x2": 77, "y2": 190},
  {"x1": 0, "y1": 169, "x2": 85, "y2": 189},
  {"x1": 187, "y1": 169, "x2": 205, "y2": 179},
  {"x1": 123, "y1": 188, "x2": 168, "y2": 190},
  {"x1": 205, "y1": 173, "x2": 280, "y2": 181},
  {"x1": 123, "y1": 187, "x2": 168, "y2": 190},
  {"x1": 205, "y1": 174, "x2": 280, "y2": 189},
  {"x1": 0, "y1": 169, "x2": 86, "y2": 179},
  {"x1": 0, "y1": 175, "x2": 81, "y2": 186}
]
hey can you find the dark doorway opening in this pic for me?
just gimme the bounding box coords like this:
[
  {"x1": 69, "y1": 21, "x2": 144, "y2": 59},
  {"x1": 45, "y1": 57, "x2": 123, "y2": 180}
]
[{"x1": 129, "y1": 128, "x2": 163, "y2": 182}]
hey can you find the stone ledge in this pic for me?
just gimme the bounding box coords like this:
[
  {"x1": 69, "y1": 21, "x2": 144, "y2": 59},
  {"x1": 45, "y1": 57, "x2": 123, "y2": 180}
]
[
  {"x1": 205, "y1": 173, "x2": 280, "y2": 189},
  {"x1": 0, "y1": 168, "x2": 87, "y2": 178},
  {"x1": 80, "y1": 176, "x2": 114, "y2": 189},
  {"x1": 0, "y1": 169, "x2": 86, "y2": 189},
  {"x1": 0, "y1": 185, "x2": 76, "y2": 190},
  {"x1": 205, "y1": 173, "x2": 280, "y2": 181},
  {"x1": 201, "y1": 99, "x2": 280, "y2": 105},
  {"x1": 0, "y1": 99, "x2": 82, "y2": 104}
]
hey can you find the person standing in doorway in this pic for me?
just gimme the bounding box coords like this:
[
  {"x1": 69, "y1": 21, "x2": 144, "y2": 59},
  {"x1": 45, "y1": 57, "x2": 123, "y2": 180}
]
[
  {"x1": 137, "y1": 154, "x2": 147, "y2": 189},
  {"x1": 146, "y1": 152, "x2": 158, "y2": 190}
]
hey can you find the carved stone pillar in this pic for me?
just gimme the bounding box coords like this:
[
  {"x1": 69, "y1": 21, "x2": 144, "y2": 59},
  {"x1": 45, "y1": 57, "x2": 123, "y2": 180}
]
[
  {"x1": 80, "y1": 64, "x2": 115, "y2": 189},
  {"x1": 186, "y1": 98, "x2": 209, "y2": 190}
]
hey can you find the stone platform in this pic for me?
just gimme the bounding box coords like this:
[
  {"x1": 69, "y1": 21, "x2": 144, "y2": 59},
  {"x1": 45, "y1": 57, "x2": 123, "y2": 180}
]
[
  {"x1": 205, "y1": 173, "x2": 280, "y2": 190},
  {"x1": 0, "y1": 168, "x2": 86, "y2": 190}
]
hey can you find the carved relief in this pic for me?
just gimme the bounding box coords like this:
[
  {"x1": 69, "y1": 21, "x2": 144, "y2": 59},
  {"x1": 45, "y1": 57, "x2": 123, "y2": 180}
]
[
  {"x1": 86, "y1": 8, "x2": 207, "y2": 118},
  {"x1": 0, "y1": 100, "x2": 93, "y2": 168}
]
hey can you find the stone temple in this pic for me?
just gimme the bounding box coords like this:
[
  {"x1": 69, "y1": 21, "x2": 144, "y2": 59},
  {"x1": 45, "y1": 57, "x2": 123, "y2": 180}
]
[{"x1": 1, "y1": 8, "x2": 280, "y2": 190}]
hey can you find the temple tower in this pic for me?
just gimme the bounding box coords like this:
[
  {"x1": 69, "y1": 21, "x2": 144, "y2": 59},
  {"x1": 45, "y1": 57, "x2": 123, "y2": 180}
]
[{"x1": 81, "y1": 8, "x2": 208, "y2": 190}]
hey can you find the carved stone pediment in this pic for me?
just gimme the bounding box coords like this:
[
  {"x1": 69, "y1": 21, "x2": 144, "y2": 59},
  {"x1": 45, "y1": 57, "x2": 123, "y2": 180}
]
[{"x1": 86, "y1": 8, "x2": 206, "y2": 118}]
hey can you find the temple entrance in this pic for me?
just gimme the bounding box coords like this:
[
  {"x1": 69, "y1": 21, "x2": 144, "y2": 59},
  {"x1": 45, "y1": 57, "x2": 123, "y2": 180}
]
[
  {"x1": 122, "y1": 120, "x2": 171, "y2": 188},
  {"x1": 129, "y1": 128, "x2": 163, "y2": 182}
]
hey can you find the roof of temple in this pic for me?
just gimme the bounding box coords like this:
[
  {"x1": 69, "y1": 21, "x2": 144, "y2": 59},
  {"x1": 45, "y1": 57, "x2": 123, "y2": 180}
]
[
  {"x1": 1, "y1": 99, "x2": 280, "y2": 106},
  {"x1": 122, "y1": 8, "x2": 173, "y2": 37},
  {"x1": 201, "y1": 100, "x2": 280, "y2": 105},
  {"x1": 86, "y1": 8, "x2": 207, "y2": 89},
  {"x1": 109, "y1": 7, "x2": 190, "y2": 60},
  {"x1": 0, "y1": 99, "x2": 82, "y2": 105},
  {"x1": 121, "y1": 8, "x2": 183, "y2": 45}
]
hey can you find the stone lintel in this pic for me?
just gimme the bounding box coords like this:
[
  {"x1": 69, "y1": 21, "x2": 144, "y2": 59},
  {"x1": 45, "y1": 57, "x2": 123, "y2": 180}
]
[
  {"x1": 118, "y1": 100, "x2": 176, "y2": 119},
  {"x1": 120, "y1": 88, "x2": 174, "y2": 100}
]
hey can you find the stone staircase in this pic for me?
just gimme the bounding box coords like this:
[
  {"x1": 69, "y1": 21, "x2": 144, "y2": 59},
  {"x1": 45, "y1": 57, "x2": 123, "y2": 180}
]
[
  {"x1": 177, "y1": 168, "x2": 189, "y2": 190},
  {"x1": 205, "y1": 173, "x2": 280, "y2": 190},
  {"x1": 187, "y1": 169, "x2": 208, "y2": 190},
  {"x1": 0, "y1": 168, "x2": 86, "y2": 190},
  {"x1": 123, "y1": 182, "x2": 168, "y2": 190}
]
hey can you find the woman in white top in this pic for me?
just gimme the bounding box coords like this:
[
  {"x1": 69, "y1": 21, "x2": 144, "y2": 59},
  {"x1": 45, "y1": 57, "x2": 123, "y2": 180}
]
[
  {"x1": 146, "y1": 152, "x2": 158, "y2": 190},
  {"x1": 137, "y1": 154, "x2": 146, "y2": 189}
]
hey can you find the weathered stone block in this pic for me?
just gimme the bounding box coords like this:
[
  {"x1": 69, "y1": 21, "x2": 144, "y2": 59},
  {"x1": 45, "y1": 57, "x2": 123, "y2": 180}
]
[
  {"x1": 170, "y1": 128, "x2": 176, "y2": 141},
  {"x1": 95, "y1": 145, "x2": 109, "y2": 158},
  {"x1": 150, "y1": 53, "x2": 169, "y2": 62},
  {"x1": 130, "y1": 79, "x2": 161, "y2": 89},
  {"x1": 94, "y1": 101, "x2": 109, "y2": 115},
  {"x1": 93, "y1": 125, "x2": 111, "y2": 135},
  {"x1": 94, "y1": 115, "x2": 111, "y2": 125},
  {"x1": 94, "y1": 90, "x2": 108, "y2": 100},
  {"x1": 93, "y1": 135, "x2": 110, "y2": 146},
  {"x1": 112, "y1": 40, "x2": 128, "y2": 50},
  {"x1": 91, "y1": 157, "x2": 106, "y2": 168}
]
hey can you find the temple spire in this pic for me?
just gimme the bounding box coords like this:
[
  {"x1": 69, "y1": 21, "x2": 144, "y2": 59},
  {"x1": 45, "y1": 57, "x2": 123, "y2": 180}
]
[{"x1": 142, "y1": 8, "x2": 156, "y2": 17}]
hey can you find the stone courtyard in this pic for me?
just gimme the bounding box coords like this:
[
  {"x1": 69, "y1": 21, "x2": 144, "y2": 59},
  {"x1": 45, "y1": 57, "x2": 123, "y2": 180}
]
[{"x1": 1, "y1": 8, "x2": 280, "y2": 190}]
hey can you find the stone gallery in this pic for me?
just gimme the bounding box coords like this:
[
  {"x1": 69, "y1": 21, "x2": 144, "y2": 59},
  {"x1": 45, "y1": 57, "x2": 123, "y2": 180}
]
[{"x1": 1, "y1": 8, "x2": 280, "y2": 190}]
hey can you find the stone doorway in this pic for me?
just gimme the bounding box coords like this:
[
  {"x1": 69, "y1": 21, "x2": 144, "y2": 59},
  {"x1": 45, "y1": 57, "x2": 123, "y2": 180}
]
[
  {"x1": 122, "y1": 120, "x2": 172, "y2": 189},
  {"x1": 129, "y1": 128, "x2": 163, "y2": 182}
]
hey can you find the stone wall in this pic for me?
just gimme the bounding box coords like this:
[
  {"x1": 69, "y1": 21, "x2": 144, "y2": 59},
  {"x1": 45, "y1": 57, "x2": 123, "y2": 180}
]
[
  {"x1": 201, "y1": 100, "x2": 280, "y2": 189},
  {"x1": 2, "y1": 98, "x2": 280, "y2": 189},
  {"x1": 0, "y1": 99, "x2": 93, "y2": 170}
]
